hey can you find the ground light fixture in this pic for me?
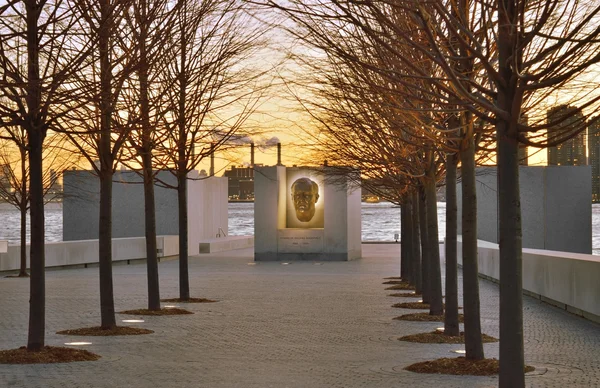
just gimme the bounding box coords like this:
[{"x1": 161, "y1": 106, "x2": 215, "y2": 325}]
[
  {"x1": 436, "y1": 327, "x2": 445, "y2": 332},
  {"x1": 122, "y1": 319, "x2": 145, "y2": 323},
  {"x1": 164, "y1": 305, "x2": 179, "y2": 309},
  {"x1": 451, "y1": 349, "x2": 467, "y2": 354},
  {"x1": 64, "y1": 342, "x2": 92, "y2": 346}
]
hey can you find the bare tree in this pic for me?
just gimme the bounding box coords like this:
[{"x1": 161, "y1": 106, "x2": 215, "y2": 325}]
[
  {"x1": 119, "y1": 0, "x2": 176, "y2": 311},
  {"x1": 293, "y1": 0, "x2": 600, "y2": 384},
  {"x1": 0, "y1": 0, "x2": 92, "y2": 350},
  {"x1": 0, "y1": 131, "x2": 75, "y2": 277},
  {"x1": 155, "y1": 0, "x2": 269, "y2": 301},
  {"x1": 62, "y1": 0, "x2": 136, "y2": 330},
  {"x1": 404, "y1": 1, "x2": 600, "y2": 384},
  {"x1": 0, "y1": 129, "x2": 29, "y2": 277}
]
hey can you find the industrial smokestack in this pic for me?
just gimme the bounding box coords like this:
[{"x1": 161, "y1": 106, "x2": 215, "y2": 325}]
[
  {"x1": 251, "y1": 143, "x2": 255, "y2": 167},
  {"x1": 210, "y1": 144, "x2": 215, "y2": 176},
  {"x1": 277, "y1": 143, "x2": 282, "y2": 166}
]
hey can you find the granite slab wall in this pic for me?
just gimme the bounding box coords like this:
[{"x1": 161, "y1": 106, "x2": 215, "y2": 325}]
[
  {"x1": 457, "y1": 166, "x2": 591, "y2": 254},
  {"x1": 63, "y1": 170, "x2": 227, "y2": 255}
]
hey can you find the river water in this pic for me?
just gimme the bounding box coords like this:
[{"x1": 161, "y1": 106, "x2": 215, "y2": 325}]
[
  {"x1": 228, "y1": 202, "x2": 415, "y2": 241},
  {"x1": 1, "y1": 201, "x2": 599, "y2": 255}
]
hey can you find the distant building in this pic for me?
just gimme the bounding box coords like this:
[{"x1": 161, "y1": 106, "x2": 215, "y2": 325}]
[
  {"x1": 223, "y1": 165, "x2": 261, "y2": 200},
  {"x1": 589, "y1": 117, "x2": 600, "y2": 202},
  {"x1": 547, "y1": 105, "x2": 586, "y2": 166}
]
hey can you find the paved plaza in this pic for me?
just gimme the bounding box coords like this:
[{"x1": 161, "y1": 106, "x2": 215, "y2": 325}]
[{"x1": 0, "y1": 244, "x2": 599, "y2": 388}]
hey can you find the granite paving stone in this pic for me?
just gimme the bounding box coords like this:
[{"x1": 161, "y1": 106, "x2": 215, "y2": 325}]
[{"x1": 0, "y1": 244, "x2": 598, "y2": 388}]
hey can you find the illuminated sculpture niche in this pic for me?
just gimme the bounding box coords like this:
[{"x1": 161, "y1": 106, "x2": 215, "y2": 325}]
[
  {"x1": 287, "y1": 173, "x2": 324, "y2": 228},
  {"x1": 254, "y1": 165, "x2": 361, "y2": 261}
]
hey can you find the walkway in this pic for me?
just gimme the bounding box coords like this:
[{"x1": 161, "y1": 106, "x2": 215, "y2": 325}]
[{"x1": 0, "y1": 244, "x2": 598, "y2": 387}]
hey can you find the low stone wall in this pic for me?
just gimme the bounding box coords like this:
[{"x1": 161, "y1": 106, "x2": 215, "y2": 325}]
[
  {"x1": 199, "y1": 236, "x2": 254, "y2": 253},
  {"x1": 454, "y1": 237, "x2": 600, "y2": 323},
  {"x1": 0, "y1": 235, "x2": 179, "y2": 272}
]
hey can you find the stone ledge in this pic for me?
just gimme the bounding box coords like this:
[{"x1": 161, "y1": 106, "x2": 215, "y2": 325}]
[
  {"x1": 199, "y1": 236, "x2": 254, "y2": 253},
  {"x1": 0, "y1": 236, "x2": 179, "y2": 272},
  {"x1": 455, "y1": 236, "x2": 600, "y2": 324},
  {"x1": 254, "y1": 252, "x2": 358, "y2": 261}
]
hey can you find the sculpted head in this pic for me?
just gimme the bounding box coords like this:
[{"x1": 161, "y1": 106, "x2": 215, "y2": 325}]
[{"x1": 291, "y1": 178, "x2": 320, "y2": 222}]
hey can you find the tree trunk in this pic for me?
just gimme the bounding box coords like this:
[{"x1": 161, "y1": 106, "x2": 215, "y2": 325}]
[
  {"x1": 99, "y1": 171, "x2": 116, "y2": 329},
  {"x1": 138, "y1": 1, "x2": 160, "y2": 311},
  {"x1": 400, "y1": 201, "x2": 409, "y2": 280},
  {"x1": 461, "y1": 134, "x2": 484, "y2": 360},
  {"x1": 411, "y1": 190, "x2": 422, "y2": 293},
  {"x1": 498, "y1": 0, "x2": 525, "y2": 384},
  {"x1": 19, "y1": 205, "x2": 28, "y2": 277},
  {"x1": 142, "y1": 152, "x2": 160, "y2": 310},
  {"x1": 418, "y1": 186, "x2": 430, "y2": 302},
  {"x1": 445, "y1": 0, "x2": 463, "y2": 332},
  {"x1": 26, "y1": 131, "x2": 44, "y2": 350},
  {"x1": 177, "y1": 15, "x2": 190, "y2": 301},
  {"x1": 402, "y1": 198, "x2": 413, "y2": 283},
  {"x1": 19, "y1": 148, "x2": 28, "y2": 277},
  {"x1": 98, "y1": 0, "x2": 116, "y2": 330},
  {"x1": 444, "y1": 153, "x2": 459, "y2": 336},
  {"x1": 20, "y1": 204, "x2": 28, "y2": 277},
  {"x1": 425, "y1": 166, "x2": 443, "y2": 316},
  {"x1": 178, "y1": 171, "x2": 190, "y2": 300},
  {"x1": 497, "y1": 118, "x2": 524, "y2": 387},
  {"x1": 25, "y1": 0, "x2": 44, "y2": 351}
]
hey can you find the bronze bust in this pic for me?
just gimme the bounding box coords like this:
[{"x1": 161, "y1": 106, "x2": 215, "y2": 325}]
[{"x1": 291, "y1": 178, "x2": 320, "y2": 222}]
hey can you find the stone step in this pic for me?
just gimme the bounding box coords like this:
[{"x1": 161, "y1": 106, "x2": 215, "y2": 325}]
[{"x1": 199, "y1": 236, "x2": 254, "y2": 254}]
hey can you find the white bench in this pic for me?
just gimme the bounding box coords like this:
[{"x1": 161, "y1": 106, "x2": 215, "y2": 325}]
[{"x1": 199, "y1": 236, "x2": 254, "y2": 254}]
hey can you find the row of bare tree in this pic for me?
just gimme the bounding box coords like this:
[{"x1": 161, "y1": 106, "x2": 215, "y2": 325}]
[
  {"x1": 2, "y1": 0, "x2": 600, "y2": 385},
  {"x1": 0, "y1": 133, "x2": 71, "y2": 277},
  {"x1": 265, "y1": 0, "x2": 600, "y2": 387},
  {"x1": 0, "y1": 0, "x2": 268, "y2": 354}
]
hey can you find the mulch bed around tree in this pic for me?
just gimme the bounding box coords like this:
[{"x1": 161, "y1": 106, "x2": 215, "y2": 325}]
[
  {"x1": 0, "y1": 346, "x2": 100, "y2": 364},
  {"x1": 393, "y1": 313, "x2": 465, "y2": 323},
  {"x1": 405, "y1": 357, "x2": 535, "y2": 376},
  {"x1": 4, "y1": 274, "x2": 29, "y2": 278},
  {"x1": 385, "y1": 283, "x2": 415, "y2": 290},
  {"x1": 388, "y1": 292, "x2": 422, "y2": 297},
  {"x1": 399, "y1": 331, "x2": 498, "y2": 344},
  {"x1": 392, "y1": 301, "x2": 431, "y2": 309},
  {"x1": 57, "y1": 326, "x2": 153, "y2": 336},
  {"x1": 382, "y1": 280, "x2": 407, "y2": 285},
  {"x1": 161, "y1": 298, "x2": 217, "y2": 303},
  {"x1": 119, "y1": 308, "x2": 193, "y2": 316},
  {"x1": 392, "y1": 302, "x2": 462, "y2": 310}
]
